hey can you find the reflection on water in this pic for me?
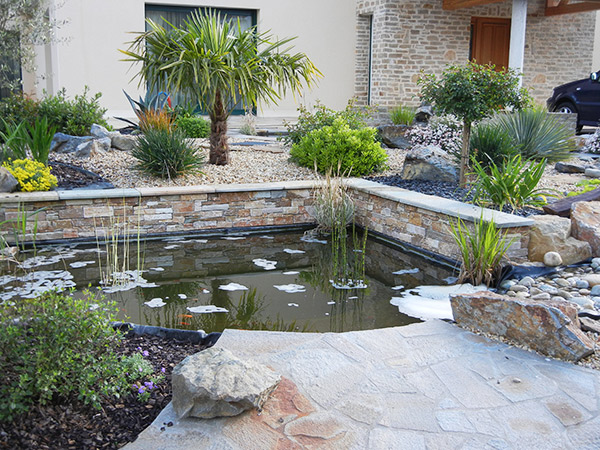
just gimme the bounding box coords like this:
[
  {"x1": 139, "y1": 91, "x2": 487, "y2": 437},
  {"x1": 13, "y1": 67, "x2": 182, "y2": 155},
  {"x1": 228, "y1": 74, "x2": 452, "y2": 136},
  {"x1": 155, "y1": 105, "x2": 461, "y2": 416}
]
[{"x1": 1, "y1": 230, "x2": 457, "y2": 333}]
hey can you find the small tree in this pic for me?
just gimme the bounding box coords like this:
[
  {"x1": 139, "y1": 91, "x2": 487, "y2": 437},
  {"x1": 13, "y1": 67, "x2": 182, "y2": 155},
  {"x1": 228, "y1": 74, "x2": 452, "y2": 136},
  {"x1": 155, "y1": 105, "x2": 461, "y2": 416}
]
[
  {"x1": 122, "y1": 9, "x2": 321, "y2": 165},
  {"x1": 418, "y1": 62, "x2": 530, "y2": 186},
  {"x1": 0, "y1": 0, "x2": 63, "y2": 92}
]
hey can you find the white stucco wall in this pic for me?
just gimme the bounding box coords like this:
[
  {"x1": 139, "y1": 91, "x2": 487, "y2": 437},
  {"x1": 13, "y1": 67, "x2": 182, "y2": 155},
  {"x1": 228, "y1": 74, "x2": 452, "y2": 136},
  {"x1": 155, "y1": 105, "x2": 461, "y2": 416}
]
[
  {"x1": 25, "y1": 0, "x2": 357, "y2": 119},
  {"x1": 594, "y1": 11, "x2": 600, "y2": 71}
]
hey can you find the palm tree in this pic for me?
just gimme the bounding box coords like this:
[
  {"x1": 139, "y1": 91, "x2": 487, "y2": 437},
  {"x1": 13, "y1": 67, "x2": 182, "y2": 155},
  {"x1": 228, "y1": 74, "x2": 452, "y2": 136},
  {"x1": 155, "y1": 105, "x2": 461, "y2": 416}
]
[{"x1": 121, "y1": 9, "x2": 321, "y2": 165}]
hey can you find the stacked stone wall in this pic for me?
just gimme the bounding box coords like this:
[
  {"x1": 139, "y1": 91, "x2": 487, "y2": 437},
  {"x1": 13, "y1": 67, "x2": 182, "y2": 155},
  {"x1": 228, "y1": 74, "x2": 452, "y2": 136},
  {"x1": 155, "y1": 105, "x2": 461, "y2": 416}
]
[{"x1": 355, "y1": 0, "x2": 595, "y2": 110}]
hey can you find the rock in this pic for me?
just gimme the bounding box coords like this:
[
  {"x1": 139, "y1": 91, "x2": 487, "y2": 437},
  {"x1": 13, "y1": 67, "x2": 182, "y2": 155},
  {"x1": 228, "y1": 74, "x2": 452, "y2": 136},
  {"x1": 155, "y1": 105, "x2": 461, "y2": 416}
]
[
  {"x1": 555, "y1": 278, "x2": 571, "y2": 287},
  {"x1": 544, "y1": 251, "x2": 563, "y2": 267},
  {"x1": 0, "y1": 167, "x2": 18, "y2": 193},
  {"x1": 414, "y1": 105, "x2": 433, "y2": 123},
  {"x1": 582, "y1": 274, "x2": 600, "y2": 286},
  {"x1": 376, "y1": 125, "x2": 411, "y2": 149},
  {"x1": 74, "y1": 137, "x2": 111, "y2": 158},
  {"x1": 555, "y1": 162, "x2": 586, "y2": 174},
  {"x1": 450, "y1": 291, "x2": 594, "y2": 361},
  {"x1": 590, "y1": 285, "x2": 600, "y2": 296},
  {"x1": 171, "y1": 347, "x2": 280, "y2": 419},
  {"x1": 585, "y1": 168, "x2": 600, "y2": 178},
  {"x1": 531, "y1": 293, "x2": 551, "y2": 300},
  {"x1": 401, "y1": 145, "x2": 458, "y2": 183},
  {"x1": 518, "y1": 276, "x2": 535, "y2": 287},
  {"x1": 509, "y1": 285, "x2": 529, "y2": 293},
  {"x1": 528, "y1": 215, "x2": 592, "y2": 265},
  {"x1": 576, "y1": 279, "x2": 590, "y2": 289},
  {"x1": 568, "y1": 297, "x2": 595, "y2": 310},
  {"x1": 572, "y1": 202, "x2": 600, "y2": 256},
  {"x1": 0, "y1": 246, "x2": 18, "y2": 259},
  {"x1": 90, "y1": 123, "x2": 111, "y2": 139},
  {"x1": 580, "y1": 317, "x2": 600, "y2": 334},
  {"x1": 110, "y1": 133, "x2": 137, "y2": 151},
  {"x1": 50, "y1": 132, "x2": 94, "y2": 153}
]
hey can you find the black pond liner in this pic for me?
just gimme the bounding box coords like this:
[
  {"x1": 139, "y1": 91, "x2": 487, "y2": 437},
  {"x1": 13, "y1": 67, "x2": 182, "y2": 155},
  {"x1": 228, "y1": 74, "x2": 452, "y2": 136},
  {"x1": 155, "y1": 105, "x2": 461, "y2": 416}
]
[
  {"x1": 50, "y1": 160, "x2": 114, "y2": 190},
  {"x1": 112, "y1": 322, "x2": 221, "y2": 347}
]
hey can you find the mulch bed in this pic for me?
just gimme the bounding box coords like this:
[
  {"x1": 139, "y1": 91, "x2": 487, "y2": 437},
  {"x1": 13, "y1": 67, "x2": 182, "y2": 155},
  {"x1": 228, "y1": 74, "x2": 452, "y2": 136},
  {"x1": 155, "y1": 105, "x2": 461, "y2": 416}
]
[{"x1": 0, "y1": 334, "x2": 207, "y2": 450}]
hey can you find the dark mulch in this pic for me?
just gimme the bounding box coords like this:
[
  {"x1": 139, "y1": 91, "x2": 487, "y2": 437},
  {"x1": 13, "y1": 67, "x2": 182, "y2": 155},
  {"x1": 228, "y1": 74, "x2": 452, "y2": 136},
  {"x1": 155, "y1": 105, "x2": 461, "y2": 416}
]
[
  {"x1": 0, "y1": 334, "x2": 206, "y2": 450},
  {"x1": 366, "y1": 175, "x2": 543, "y2": 217},
  {"x1": 49, "y1": 160, "x2": 114, "y2": 190}
]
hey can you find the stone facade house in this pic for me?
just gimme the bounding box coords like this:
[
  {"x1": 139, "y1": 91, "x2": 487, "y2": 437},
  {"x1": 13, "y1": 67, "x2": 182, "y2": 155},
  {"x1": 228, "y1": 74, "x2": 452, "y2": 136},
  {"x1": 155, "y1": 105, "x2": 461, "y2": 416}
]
[{"x1": 355, "y1": 0, "x2": 597, "y2": 109}]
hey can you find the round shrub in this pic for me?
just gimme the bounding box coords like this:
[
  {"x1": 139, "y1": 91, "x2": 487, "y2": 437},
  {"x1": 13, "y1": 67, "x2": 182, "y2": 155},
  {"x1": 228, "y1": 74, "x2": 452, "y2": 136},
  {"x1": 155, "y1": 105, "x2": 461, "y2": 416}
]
[
  {"x1": 175, "y1": 116, "x2": 210, "y2": 138},
  {"x1": 3, "y1": 159, "x2": 57, "y2": 191},
  {"x1": 0, "y1": 290, "x2": 149, "y2": 421},
  {"x1": 133, "y1": 127, "x2": 205, "y2": 179},
  {"x1": 290, "y1": 118, "x2": 387, "y2": 176}
]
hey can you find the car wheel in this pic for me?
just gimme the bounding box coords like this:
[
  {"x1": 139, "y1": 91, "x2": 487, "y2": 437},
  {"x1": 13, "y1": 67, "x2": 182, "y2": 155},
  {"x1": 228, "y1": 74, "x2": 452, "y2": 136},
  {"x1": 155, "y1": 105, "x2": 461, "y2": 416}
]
[{"x1": 554, "y1": 101, "x2": 582, "y2": 133}]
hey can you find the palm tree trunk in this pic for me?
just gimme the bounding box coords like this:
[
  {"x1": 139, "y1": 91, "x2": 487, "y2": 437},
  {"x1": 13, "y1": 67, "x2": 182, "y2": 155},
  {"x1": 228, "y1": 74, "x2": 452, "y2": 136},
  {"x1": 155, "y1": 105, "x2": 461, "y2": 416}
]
[{"x1": 209, "y1": 90, "x2": 229, "y2": 165}]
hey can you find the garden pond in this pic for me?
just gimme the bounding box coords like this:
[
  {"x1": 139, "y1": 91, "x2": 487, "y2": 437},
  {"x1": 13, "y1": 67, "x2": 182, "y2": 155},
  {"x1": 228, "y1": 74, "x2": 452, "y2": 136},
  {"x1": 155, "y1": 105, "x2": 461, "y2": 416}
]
[{"x1": 0, "y1": 228, "x2": 464, "y2": 333}]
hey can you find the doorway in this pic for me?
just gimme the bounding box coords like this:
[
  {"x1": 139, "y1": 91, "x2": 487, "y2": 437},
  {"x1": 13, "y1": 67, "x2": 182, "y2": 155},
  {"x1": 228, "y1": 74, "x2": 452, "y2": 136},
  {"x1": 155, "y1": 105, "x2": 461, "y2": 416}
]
[{"x1": 470, "y1": 17, "x2": 511, "y2": 69}]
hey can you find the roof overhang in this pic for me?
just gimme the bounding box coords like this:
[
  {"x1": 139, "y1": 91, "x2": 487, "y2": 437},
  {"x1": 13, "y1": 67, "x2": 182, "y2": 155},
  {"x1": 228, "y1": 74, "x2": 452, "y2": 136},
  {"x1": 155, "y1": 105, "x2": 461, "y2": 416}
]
[{"x1": 442, "y1": 0, "x2": 600, "y2": 15}]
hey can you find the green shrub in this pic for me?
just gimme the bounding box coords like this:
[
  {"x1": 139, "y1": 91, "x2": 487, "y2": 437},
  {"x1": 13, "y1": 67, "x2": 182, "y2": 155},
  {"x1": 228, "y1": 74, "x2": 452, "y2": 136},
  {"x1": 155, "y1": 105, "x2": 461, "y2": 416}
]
[
  {"x1": 495, "y1": 106, "x2": 574, "y2": 161},
  {"x1": 450, "y1": 215, "x2": 515, "y2": 287},
  {"x1": 0, "y1": 94, "x2": 40, "y2": 139},
  {"x1": 290, "y1": 117, "x2": 387, "y2": 176},
  {"x1": 469, "y1": 122, "x2": 514, "y2": 170},
  {"x1": 0, "y1": 290, "x2": 148, "y2": 421},
  {"x1": 133, "y1": 128, "x2": 204, "y2": 179},
  {"x1": 390, "y1": 105, "x2": 416, "y2": 126},
  {"x1": 471, "y1": 154, "x2": 553, "y2": 212},
  {"x1": 567, "y1": 179, "x2": 600, "y2": 197},
  {"x1": 176, "y1": 115, "x2": 210, "y2": 138},
  {"x1": 283, "y1": 100, "x2": 373, "y2": 146},
  {"x1": 38, "y1": 87, "x2": 108, "y2": 136}
]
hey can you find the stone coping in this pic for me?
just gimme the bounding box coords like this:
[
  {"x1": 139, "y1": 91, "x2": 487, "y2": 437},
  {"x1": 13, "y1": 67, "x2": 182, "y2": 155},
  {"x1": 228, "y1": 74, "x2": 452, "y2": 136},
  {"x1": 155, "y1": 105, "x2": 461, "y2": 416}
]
[{"x1": 0, "y1": 179, "x2": 533, "y2": 228}]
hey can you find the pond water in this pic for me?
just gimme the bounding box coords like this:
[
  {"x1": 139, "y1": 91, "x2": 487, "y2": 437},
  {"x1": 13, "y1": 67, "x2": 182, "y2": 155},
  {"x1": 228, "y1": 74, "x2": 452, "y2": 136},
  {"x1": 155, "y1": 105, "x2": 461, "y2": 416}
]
[{"x1": 0, "y1": 228, "x2": 458, "y2": 333}]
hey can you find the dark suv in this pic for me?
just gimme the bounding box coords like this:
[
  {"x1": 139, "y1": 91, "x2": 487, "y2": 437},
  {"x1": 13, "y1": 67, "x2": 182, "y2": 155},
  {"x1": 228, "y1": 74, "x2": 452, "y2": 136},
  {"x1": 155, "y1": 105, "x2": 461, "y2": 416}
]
[{"x1": 547, "y1": 71, "x2": 600, "y2": 133}]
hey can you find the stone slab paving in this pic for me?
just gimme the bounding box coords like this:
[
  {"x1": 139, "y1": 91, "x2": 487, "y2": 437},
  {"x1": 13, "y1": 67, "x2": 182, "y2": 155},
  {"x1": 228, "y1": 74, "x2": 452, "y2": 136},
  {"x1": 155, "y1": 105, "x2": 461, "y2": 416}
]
[{"x1": 124, "y1": 320, "x2": 600, "y2": 449}]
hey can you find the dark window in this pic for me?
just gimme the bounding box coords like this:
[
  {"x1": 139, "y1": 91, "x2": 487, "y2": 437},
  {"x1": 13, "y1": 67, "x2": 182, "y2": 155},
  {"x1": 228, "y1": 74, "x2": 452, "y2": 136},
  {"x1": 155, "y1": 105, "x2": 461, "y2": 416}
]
[
  {"x1": 0, "y1": 31, "x2": 22, "y2": 100},
  {"x1": 145, "y1": 5, "x2": 257, "y2": 114}
]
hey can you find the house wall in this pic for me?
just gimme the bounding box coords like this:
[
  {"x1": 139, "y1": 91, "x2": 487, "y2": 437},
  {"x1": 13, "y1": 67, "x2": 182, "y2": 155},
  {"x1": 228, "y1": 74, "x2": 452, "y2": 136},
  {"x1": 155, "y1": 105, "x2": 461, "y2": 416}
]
[
  {"x1": 24, "y1": 0, "x2": 357, "y2": 119},
  {"x1": 355, "y1": 0, "x2": 596, "y2": 110}
]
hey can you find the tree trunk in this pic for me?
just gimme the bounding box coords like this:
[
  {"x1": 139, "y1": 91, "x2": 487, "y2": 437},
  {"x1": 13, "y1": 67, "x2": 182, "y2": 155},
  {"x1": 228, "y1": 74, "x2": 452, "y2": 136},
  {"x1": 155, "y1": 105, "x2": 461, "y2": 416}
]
[
  {"x1": 209, "y1": 90, "x2": 229, "y2": 165},
  {"x1": 459, "y1": 121, "x2": 471, "y2": 188}
]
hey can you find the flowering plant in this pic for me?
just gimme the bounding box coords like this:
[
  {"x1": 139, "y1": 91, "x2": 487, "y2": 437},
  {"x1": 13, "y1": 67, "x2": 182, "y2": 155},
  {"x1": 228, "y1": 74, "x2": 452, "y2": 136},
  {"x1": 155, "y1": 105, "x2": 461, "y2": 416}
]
[
  {"x1": 405, "y1": 115, "x2": 462, "y2": 156},
  {"x1": 3, "y1": 158, "x2": 57, "y2": 191}
]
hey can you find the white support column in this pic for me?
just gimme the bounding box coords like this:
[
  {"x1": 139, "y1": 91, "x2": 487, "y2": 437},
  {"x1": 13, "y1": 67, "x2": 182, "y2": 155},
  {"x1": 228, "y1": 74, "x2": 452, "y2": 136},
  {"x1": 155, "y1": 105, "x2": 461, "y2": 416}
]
[{"x1": 509, "y1": 0, "x2": 528, "y2": 86}]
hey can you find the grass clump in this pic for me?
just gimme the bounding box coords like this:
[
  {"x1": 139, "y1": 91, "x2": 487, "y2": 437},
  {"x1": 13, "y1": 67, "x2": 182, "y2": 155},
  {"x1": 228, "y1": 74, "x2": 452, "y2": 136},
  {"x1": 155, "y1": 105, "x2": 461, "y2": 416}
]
[
  {"x1": 133, "y1": 128, "x2": 204, "y2": 179},
  {"x1": 390, "y1": 105, "x2": 416, "y2": 126},
  {"x1": 290, "y1": 117, "x2": 387, "y2": 176},
  {"x1": 469, "y1": 122, "x2": 514, "y2": 170},
  {"x1": 0, "y1": 290, "x2": 152, "y2": 421},
  {"x1": 450, "y1": 215, "x2": 515, "y2": 287}
]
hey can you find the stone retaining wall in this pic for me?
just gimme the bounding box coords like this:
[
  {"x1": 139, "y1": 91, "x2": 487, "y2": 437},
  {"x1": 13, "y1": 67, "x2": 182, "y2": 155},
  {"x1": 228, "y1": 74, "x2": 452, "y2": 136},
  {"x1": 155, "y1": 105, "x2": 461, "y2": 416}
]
[{"x1": 0, "y1": 179, "x2": 534, "y2": 261}]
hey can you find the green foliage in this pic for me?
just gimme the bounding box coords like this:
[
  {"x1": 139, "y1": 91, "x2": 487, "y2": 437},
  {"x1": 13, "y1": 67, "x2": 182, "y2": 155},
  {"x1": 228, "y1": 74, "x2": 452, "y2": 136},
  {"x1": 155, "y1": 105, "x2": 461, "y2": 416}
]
[
  {"x1": 290, "y1": 117, "x2": 387, "y2": 176},
  {"x1": 0, "y1": 202, "x2": 44, "y2": 252},
  {"x1": 283, "y1": 100, "x2": 372, "y2": 146},
  {"x1": 494, "y1": 106, "x2": 575, "y2": 161},
  {"x1": 311, "y1": 169, "x2": 355, "y2": 232},
  {"x1": 38, "y1": 87, "x2": 108, "y2": 136},
  {"x1": 176, "y1": 116, "x2": 210, "y2": 138},
  {"x1": 469, "y1": 122, "x2": 514, "y2": 170},
  {"x1": 0, "y1": 95, "x2": 40, "y2": 139},
  {"x1": 119, "y1": 90, "x2": 171, "y2": 130},
  {"x1": 0, "y1": 120, "x2": 27, "y2": 163},
  {"x1": 450, "y1": 215, "x2": 515, "y2": 287},
  {"x1": 0, "y1": 117, "x2": 57, "y2": 165},
  {"x1": 3, "y1": 159, "x2": 57, "y2": 192},
  {"x1": 471, "y1": 154, "x2": 553, "y2": 211},
  {"x1": 133, "y1": 128, "x2": 204, "y2": 179},
  {"x1": 0, "y1": 291, "x2": 132, "y2": 421},
  {"x1": 390, "y1": 105, "x2": 416, "y2": 126},
  {"x1": 566, "y1": 179, "x2": 600, "y2": 197},
  {"x1": 418, "y1": 61, "x2": 530, "y2": 185}
]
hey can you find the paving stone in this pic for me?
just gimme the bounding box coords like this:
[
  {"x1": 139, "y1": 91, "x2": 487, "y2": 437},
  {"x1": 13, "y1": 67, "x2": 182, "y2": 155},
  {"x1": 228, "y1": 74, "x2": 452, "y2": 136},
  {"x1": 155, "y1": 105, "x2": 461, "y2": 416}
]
[
  {"x1": 566, "y1": 414, "x2": 600, "y2": 449},
  {"x1": 544, "y1": 395, "x2": 592, "y2": 426},
  {"x1": 378, "y1": 393, "x2": 439, "y2": 432},
  {"x1": 490, "y1": 374, "x2": 558, "y2": 402},
  {"x1": 335, "y1": 394, "x2": 383, "y2": 425},
  {"x1": 435, "y1": 409, "x2": 475, "y2": 432},
  {"x1": 535, "y1": 363, "x2": 600, "y2": 412},
  {"x1": 368, "y1": 428, "x2": 426, "y2": 450}
]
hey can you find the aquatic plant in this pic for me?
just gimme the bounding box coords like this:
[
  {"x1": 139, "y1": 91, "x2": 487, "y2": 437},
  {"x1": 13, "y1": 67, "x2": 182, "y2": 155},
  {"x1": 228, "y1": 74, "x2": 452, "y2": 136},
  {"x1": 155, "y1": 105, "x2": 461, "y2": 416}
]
[{"x1": 310, "y1": 168, "x2": 355, "y2": 233}]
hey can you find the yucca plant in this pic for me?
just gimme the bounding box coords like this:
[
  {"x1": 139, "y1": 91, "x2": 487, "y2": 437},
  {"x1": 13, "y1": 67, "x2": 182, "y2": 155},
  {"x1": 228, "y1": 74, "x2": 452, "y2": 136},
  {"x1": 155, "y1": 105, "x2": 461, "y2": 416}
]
[
  {"x1": 471, "y1": 154, "x2": 554, "y2": 212},
  {"x1": 132, "y1": 128, "x2": 204, "y2": 179},
  {"x1": 390, "y1": 105, "x2": 416, "y2": 126},
  {"x1": 495, "y1": 105, "x2": 575, "y2": 161},
  {"x1": 470, "y1": 122, "x2": 514, "y2": 170},
  {"x1": 450, "y1": 215, "x2": 515, "y2": 287}
]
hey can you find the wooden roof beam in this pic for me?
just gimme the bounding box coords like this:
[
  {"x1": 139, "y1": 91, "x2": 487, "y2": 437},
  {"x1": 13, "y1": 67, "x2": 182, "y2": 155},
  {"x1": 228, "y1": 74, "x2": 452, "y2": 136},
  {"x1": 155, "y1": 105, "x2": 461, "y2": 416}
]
[
  {"x1": 546, "y1": 0, "x2": 600, "y2": 16},
  {"x1": 443, "y1": 0, "x2": 505, "y2": 10}
]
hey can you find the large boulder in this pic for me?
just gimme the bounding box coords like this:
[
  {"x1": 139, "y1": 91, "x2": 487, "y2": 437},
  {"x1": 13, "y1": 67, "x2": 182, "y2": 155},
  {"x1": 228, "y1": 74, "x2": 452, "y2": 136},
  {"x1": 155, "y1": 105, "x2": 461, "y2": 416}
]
[
  {"x1": 528, "y1": 215, "x2": 592, "y2": 265},
  {"x1": 376, "y1": 124, "x2": 411, "y2": 149},
  {"x1": 171, "y1": 347, "x2": 281, "y2": 419},
  {"x1": 74, "y1": 137, "x2": 111, "y2": 158},
  {"x1": 450, "y1": 291, "x2": 594, "y2": 361},
  {"x1": 571, "y1": 201, "x2": 600, "y2": 256},
  {"x1": 50, "y1": 132, "x2": 94, "y2": 154},
  {"x1": 110, "y1": 133, "x2": 137, "y2": 151},
  {"x1": 0, "y1": 167, "x2": 18, "y2": 193},
  {"x1": 401, "y1": 144, "x2": 458, "y2": 183}
]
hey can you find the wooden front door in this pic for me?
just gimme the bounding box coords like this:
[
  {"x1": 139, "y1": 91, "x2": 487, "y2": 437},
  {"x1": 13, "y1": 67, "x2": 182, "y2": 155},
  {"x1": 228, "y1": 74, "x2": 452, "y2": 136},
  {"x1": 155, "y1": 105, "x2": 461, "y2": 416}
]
[{"x1": 470, "y1": 17, "x2": 511, "y2": 69}]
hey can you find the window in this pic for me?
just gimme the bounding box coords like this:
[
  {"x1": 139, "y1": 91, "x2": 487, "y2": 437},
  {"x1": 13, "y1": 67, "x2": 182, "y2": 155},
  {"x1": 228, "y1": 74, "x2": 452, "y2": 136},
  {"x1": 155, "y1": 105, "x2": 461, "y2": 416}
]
[{"x1": 145, "y1": 5, "x2": 257, "y2": 114}]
